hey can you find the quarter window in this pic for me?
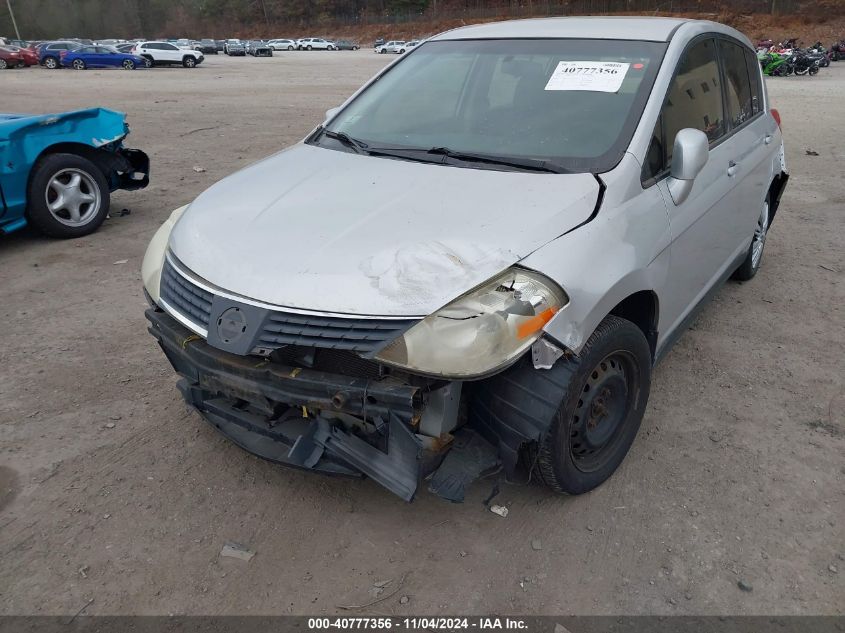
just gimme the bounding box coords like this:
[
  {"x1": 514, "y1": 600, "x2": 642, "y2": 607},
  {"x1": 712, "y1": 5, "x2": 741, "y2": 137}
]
[
  {"x1": 744, "y1": 48, "x2": 764, "y2": 115},
  {"x1": 719, "y1": 40, "x2": 753, "y2": 129},
  {"x1": 663, "y1": 38, "x2": 725, "y2": 163}
]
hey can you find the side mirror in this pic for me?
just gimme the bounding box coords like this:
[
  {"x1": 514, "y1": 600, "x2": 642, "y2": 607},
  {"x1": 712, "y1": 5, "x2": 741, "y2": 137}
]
[
  {"x1": 325, "y1": 106, "x2": 340, "y2": 122},
  {"x1": 667, "y1": 128, "x2": 709, "y2": 205}
]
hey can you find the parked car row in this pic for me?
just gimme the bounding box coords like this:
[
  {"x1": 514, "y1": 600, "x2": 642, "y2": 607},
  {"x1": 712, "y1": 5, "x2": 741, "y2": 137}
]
[
  {"x1": 1, "y1": 39, "x2": 206, "y2": 70},
  {"x1": 1, "y1": 35, "x2": 367, "y2": 70},
  {"x1": 375, "y1": 40, "x2": 420, "y2": 54},
  {"x1": 224, "y1": 37, "x2": 362, "y2": 53}
]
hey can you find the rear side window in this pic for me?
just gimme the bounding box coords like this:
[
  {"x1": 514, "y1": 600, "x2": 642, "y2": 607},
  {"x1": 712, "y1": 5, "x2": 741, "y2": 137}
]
[
  {"x1": 718, "y1": 40, "x2": 753, "y2": 129},
  {"x1": 744, "y1": 48, "x2": 764, "y2": 115},
  {"x1": 663, "y1": 38, "x2": 725, "y2": 161}
]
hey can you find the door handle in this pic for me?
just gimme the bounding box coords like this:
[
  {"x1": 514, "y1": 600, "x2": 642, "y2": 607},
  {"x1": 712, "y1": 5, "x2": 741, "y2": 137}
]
[
  {"x1": 764, "y1": 134, "x2": 773, "y2": 145},
  {"x1": 727, "y1": 160, "x2": 738, "y2": 177}
]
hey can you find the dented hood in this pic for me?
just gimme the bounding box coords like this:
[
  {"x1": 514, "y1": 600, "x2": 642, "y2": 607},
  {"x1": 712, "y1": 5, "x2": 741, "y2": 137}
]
[{"x1": 169, "y1": 143, "x2": 599, "y2": 316}]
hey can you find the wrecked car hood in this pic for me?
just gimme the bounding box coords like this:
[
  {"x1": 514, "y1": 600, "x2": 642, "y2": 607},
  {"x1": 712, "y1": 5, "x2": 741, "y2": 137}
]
[{"x1": 169, "y1": 143, "x2": 599, "y2": 316}]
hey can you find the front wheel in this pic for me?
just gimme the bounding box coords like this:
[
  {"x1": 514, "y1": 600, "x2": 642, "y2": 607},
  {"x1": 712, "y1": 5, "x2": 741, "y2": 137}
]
[
  {"x1": 306, "y1": 45, "x2": 312, "y2": 51},
  {"x1": 122, "y1": 59, "x2": 135, "y2": 70},
  {"x1": 0, "y1": 58, "x2": 7, "y2": 70},
  {"x1": 183, "y1": 56, "x2": 196, "y2": 68},
  {"x1": 143, "y1": 56, "x2": 153, "y2": 68},
  {"x1": 288, "y1": 45, "x2": 294, "y2": 50},
  {"x1": 534, "y1": 315, "x2": 652, "y2": 495},
  {"x1": 732, "y1": 197, "x2": 770, "y2": 281},
  {"x1": 43, "y1": 56, "x2": 58, "y2": 69},
  {"x1": 809, "y1": 65, "x2": 819, "y2": 75},
  {"x1": 26, "y1": 153, "x2": 110, "y2": 238}
]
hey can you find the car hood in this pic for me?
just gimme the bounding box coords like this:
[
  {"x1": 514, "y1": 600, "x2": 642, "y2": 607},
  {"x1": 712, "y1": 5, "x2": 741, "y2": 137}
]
[{"x1": 169, "y1": 143, "x2": 599, "y2": 316}]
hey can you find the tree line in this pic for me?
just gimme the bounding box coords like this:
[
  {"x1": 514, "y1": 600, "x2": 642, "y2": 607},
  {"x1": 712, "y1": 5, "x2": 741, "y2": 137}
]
[{"x1": 2, "y1": 0, "x2": 805, "y2": 40}]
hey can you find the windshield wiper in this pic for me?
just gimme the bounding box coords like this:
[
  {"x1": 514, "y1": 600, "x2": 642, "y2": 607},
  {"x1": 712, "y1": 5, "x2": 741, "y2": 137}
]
[
  {"x1": 426, "y1": 147, "x2": 570, "y2": 173},
  {"x1": 364, "y1": 145, "x2": 569, "y2": 173},
  {"x1": 320, "y1": 129, "x2": 370, "y2": 154}
]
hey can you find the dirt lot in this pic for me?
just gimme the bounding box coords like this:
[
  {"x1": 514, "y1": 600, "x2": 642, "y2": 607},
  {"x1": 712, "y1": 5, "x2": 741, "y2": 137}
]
[{"x1": 0, "y1": 51, "x2": 842, "y2": 617}]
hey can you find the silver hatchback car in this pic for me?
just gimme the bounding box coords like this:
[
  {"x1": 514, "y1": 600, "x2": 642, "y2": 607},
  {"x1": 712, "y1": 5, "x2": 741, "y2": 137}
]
[{"x1": 142, "y1": 17, "x2": 788, "y2": 502}]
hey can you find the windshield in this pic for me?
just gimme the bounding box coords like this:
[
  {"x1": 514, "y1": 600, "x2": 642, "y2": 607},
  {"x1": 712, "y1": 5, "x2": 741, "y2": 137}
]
[{"x1": 316, "y1": 38, "x2": 666, "y2": 173}]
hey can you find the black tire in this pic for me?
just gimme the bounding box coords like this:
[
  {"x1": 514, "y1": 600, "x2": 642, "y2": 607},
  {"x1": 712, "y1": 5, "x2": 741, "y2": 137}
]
[
  {"x1": 287, "y1": 45, "x2": 293, "y2": 51},
  {"x1": 732, "y1": 194, "x2": 771, "y2": 281},
  {"x1": 43, "y1": 56, "x2": 58, "y2": 69},
  {"x1": 122, "y1": 59, "x2": 135, "y2": 70},
  {"x1": 379, "y1": 49, "x2": 386, "y2": 54},
  {"x1": 809, "y1": 65, "x2": 819, "y2": 75},
  {"x1": 534, "y1": 315, "x2": 652, "y2": 495},
  {"x1": 399, "y1": 48, "x2": 405, "y2": 54},
  {"x1": 72, "y1": 58, "x2": 86, "y2": 70},
  {"x1": 141, "y1": 54, "x2": 153, "y2": 67},
  {"x1": 183, "y1": 56, "x2": 196, "y2": 68},
  {"x1": 26, "y1": 153, "x2": 110, "y2": 238},
  {"x1": 0, "y1": 59, "x2": 7, "y2": 70},
  {"x1": 306, "y1": 45, "x2": 312, "y2": 51}
]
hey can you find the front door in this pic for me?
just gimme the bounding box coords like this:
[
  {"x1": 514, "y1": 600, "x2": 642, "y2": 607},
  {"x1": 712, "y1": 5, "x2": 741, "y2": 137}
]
[{"x1": 648, "y1": 37, "x2": 747, "y2": 337}]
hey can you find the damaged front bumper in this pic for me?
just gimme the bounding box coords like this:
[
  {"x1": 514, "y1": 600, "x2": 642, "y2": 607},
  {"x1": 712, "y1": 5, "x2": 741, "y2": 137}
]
[
  {"x1": 113, "y1": 147, "x2": 150, "y2": 191},
  {"x1": 147, "y1": 307, "x2": 504, "y2": 501}
]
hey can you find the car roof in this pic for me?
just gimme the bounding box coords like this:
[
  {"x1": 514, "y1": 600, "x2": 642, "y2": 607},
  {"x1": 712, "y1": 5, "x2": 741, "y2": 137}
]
[{"x1": 430, "y1": 16, "x2": 695, "y2": 42}]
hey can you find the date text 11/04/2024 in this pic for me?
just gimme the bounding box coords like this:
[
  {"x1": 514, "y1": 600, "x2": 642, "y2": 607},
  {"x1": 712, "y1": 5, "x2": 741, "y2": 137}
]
[{"x1": 307, "y1": 617, "x2": 529, "y2": 630}]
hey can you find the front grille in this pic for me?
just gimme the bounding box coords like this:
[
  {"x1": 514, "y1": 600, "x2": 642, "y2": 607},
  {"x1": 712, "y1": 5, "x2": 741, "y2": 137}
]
[
  {"x1": 160, "y1": 258, "x2": 212, "y2": 328},
  {"x1": 258, "y1": 312, "x2": 416, "y2": 353},
  {"x1": 159, "y1": 257, "x2": 418, "y2": 356}
]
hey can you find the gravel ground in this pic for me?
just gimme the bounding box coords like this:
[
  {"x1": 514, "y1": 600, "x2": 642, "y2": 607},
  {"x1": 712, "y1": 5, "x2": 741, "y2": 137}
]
[{"x1": 0, "y1": 52, "x2": 842, "y2": 616}]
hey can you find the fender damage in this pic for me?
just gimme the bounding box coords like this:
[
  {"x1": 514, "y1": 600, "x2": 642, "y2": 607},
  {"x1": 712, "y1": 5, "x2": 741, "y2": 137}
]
[{"x1": 0, "y1": 108, "x2": 149, "y2": 235}]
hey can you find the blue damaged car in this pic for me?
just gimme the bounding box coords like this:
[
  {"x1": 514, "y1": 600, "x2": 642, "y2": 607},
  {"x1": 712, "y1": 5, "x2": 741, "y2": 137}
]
[{"x1": 0, "y1": 108, "x2": 149, "y2": 238}]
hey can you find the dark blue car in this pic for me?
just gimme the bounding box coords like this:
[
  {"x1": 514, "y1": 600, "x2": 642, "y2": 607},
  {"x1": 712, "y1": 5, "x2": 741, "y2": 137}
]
[{"x1": 61, "y1": 45, "x2": 147, "y2": 70}]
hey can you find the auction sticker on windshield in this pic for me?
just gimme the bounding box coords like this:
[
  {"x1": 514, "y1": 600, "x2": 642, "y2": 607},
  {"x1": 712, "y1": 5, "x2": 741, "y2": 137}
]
[{"x1": 544, "y1": 61, "x2": 630, "y2": 92}]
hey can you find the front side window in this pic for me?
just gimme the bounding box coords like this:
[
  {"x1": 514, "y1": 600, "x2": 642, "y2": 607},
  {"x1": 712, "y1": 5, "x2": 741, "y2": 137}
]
[
  {"x1": 162, "y1": 43, "x2": 177, "y2": 51},
  {"x1": 317, "y1": 38, "x2": 667, "y2": 173},
  {"x1": 719, "y1": 40, "x2": 753, "y2": 129},
  {"x1": 663, "y1": 37, "x2": 725, "y2": 163}
]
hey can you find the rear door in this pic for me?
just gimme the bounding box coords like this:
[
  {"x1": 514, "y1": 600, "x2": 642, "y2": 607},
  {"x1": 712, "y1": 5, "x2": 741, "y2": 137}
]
[
  {"x1": 716, "y1": 37, "x2": 773, "y2": 247},
  {"x1": 77, "y1": 45, "x2": 96, "y2": 66}
]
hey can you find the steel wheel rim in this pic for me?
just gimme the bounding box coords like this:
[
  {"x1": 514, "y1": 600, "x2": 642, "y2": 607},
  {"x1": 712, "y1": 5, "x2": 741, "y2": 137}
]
[
  {"x1": 45, "y1": 168, "x2": 101, "y2": 227},
  {"x1": 570, "y1": 351, "x2": 637, "y2": 473},
  {"x1": 751, "y1": 201, "x2": 769, "y2": 269}
]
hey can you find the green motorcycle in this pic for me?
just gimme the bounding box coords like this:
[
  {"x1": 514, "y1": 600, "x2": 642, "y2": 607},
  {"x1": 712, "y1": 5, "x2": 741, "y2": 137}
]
[{"x1": 759, "y1": 50, "x2": 792, "y2": 76}]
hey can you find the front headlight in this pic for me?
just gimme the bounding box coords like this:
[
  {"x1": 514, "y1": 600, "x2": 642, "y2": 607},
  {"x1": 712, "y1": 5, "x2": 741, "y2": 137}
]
[
  {"x1": 141, "y1": 205, "x2": 188, "y2": 305},
  {"x1": 375, "y1": 268, "x2": 568, "y2": 379}
]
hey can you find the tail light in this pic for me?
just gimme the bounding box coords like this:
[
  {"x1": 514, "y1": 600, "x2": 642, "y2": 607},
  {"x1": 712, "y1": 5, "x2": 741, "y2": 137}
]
[
  {"x1": 771, "y1": 108, "x2": 782, "y2": 129},
  {"x1": 59, "y1": 50, "x2": 68, "y2": 59}
]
